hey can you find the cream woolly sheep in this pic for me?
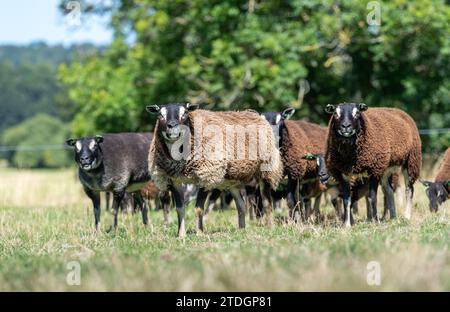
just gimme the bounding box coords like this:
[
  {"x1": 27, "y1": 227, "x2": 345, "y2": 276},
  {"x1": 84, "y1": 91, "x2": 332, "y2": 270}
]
[
  {"x1": 325, "y1": 103, "x2": 422, "y2": 227},
  {"x1": 146, "y1": 103, "x2": 283, "y2": 237}
]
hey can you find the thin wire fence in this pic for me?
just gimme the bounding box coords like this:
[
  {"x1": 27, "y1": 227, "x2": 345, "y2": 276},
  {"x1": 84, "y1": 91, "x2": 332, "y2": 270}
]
[{"x1": 0, "y1": 128, "x2": 448, "y2": 152}]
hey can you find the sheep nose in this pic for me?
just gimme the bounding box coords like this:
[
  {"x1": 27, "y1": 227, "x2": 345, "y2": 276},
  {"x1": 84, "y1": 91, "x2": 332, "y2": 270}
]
[
  {"x1": 80, "y1": 155, "x2": 90, "y2": 162},
  {"x1": 341, "y1": 122, "x2": 352, "y2": 131},
  {"x1": 167, "y1": 121, "x2": 178, "y2": 129}
]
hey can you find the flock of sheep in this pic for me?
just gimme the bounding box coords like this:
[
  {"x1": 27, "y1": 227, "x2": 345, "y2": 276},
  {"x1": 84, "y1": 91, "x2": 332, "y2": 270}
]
[{"x1": 66, "y1": 102, "x2": 450, "y2": 237}]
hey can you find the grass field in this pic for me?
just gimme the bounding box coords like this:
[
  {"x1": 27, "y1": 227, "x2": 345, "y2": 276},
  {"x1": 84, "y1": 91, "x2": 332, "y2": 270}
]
[{"x1": 0, "y1": 166, "x2": 449, "y2": 291}]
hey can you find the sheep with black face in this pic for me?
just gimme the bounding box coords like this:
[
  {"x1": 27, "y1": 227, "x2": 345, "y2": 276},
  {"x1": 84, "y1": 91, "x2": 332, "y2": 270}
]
[
  {"x1": 421, "y1": 147, "x2": 450, "y2": 212},
  {"x1": 251, "y1": 108, "x2": 328, "y2": 222},
  {"x1": 325, "y1": 103, "x2": 422, "y2": 227},
  {"x1": 66, "y1": 133, "x2": 152, "y2": 231},
  {"x1": 146, "y1": 103, "x2": 283, "y2": 237}
]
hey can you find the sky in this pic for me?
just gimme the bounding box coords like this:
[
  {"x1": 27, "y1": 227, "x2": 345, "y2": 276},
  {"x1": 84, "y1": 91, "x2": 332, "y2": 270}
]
[{"x1": 0, "y1": 0, "x2": 112, "y2": 45}]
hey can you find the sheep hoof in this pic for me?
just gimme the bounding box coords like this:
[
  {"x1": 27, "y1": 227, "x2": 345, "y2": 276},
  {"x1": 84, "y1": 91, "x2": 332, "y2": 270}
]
[
  {"x1": 106, "y1": 225, "x2": 117, "y2": 233},
  {"x1": 344, "y1": 222, "x2": 352, "y2": 228},
  {"x1": 177, "y1": 228, "x2": 186, "y2": 239}
]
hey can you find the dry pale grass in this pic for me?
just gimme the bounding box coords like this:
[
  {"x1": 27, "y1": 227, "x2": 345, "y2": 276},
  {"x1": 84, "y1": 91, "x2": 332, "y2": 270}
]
[{"x1": 0, "y1": 165, "x2": 449, "y2": 291}]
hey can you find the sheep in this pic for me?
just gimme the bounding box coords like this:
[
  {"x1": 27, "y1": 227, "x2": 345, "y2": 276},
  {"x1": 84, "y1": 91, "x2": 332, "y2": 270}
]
[
  {"x1": 324, "y1": 103, "x2": 422, "y2": 227},
  {"x1": 254, "y1": 108, "x2": 328, "y2": 222},
  {"x1": 421, "y1": 147, "x2": 450, "y2": 211},
  {"x1": 146, "y1": 103, "x2": 283, "y2": 237},
  {"x1": 66, "y1": 133, "x2": 152, "y2": 231}
]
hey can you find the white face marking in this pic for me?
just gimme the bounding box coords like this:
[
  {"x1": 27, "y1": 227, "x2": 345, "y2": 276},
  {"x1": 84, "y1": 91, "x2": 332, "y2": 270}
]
[
  {"x1": 89, "y1": 139, "x2": 96, "y2": 151},
  {"x1": 275, "y1": 114, "x2": 282, "y2": 125},
  {"x1": 160, "y1": 107, "x2": 167, "y2": 120},
  {"x1": 75, "y1": 141, "x2": 82, "y2": 152},
  {"x1": 179, "y1": 106, "x2": 185, "y2": 120},
  {"x1": 336, "y1": 107, "x2": 341, "y2": 118},
  {"x1": 316, "y1": 158, "x2": 320, "y2": 167},
  {"x1": 352, "y1": 107, "x2": 358, "y2": 117},
  {"x1": 438, "y1": 191, "x2": 442, "y2": 197}
]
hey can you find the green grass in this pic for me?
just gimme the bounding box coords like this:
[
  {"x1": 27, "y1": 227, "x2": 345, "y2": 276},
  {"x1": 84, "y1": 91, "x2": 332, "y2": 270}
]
[{"x1": 0, "y1": 169, "x2": 449, "y2": 291}]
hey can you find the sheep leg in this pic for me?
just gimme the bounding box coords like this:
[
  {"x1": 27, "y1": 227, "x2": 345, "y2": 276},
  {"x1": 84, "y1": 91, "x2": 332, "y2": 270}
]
[
  {"x1": 195, "y1": 188, "x2": 209, "y2": 234},
  {"x1": 161, "y1": 191, "x2": 172, "y2": 226},
  {"x1": 331, "y1": 197, "x2": 342, "y2": 222},
  {"x1": 220, "y1": 192, "x2": 226, "y2": 211},
  {"x1": 382, "y1": 194, "x2": 389, "y2": 220},
  {"x1": 105, "y1": 192, "x2": 110, "y2": 211},
  {"x1": 134, "y1": 192, "x2": 149, "y2": 227},
  {"x1": 365, "y1": 196, "x2": 372, "y2": 220},
  {"x1": 260, "y1": 181, "x2": 274, "y2": 226},
  {"x1": 368, "y1": 176, "x2": 380, "y2": 223},
  {"x1": 84, "y1": 187, "x2": 101, "y2": 231},
  {"x1": 402, "y1": 168, "x2": 414, "y2": 220},
  {"x1": 245, "y1": 186, "x2": 256, "y2": 221},
  {"x1": 109, "y1": 190, "x2": 125, "y2": 231},
  {"x1": 169, "y1": 185, "x2": 185, "y2": 238},
  {"x1": 286, "y1": 178, "x2": 299, "y2": 222},
  {"x1": 302, "y1": 196, "x2": 311, "y2": 222},
  {"x1": 381, "y1": 174, "x2": 396, "y2": 220},
  {"x1": 341, "y1": 179, "x2": 352, "y2": 228},
  {"x1": 256, "y1": 187, "x2": 264, "y2": 218},
  {"x1": 230, "y1": 188, "x2": 246, "y2": 229},
  {"x1": 313, "y1": 194, "x2": 322, "y2": 220}
]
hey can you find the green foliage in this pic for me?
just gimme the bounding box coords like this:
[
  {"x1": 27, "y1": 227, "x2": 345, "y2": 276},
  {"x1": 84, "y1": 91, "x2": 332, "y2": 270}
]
[
  {"x1": 0, "y1": 43, "x2": 99, "y2": 135},
  {"x1": 1, "y1": 114, "x2": 71, "y2": 168},
  {"x1": 59, "y1": 0, "x2": 450, "y2": 152}
]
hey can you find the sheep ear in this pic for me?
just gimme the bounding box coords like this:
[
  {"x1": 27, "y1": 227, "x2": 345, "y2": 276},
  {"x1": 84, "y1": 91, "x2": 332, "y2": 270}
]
[
  {"x1": 420, "y1": 179, "x2": 431, "y2": 187},
  {"x1": 246, "y1": 109, "x2": 259, "y2": 114},
  {"x1": 281, "y1": 107, "x2": 295, "y2": 120},
  {"x1": 358, "y1": 103, "x2": 368, "y2": 112},
  {"x1": 186, "y1": 103, "x2": 199, "y2": 112},
  {"x1": 66, "y1": 138, "x2": 76, "y2": 147},
  {"x1": 146, "y1": 105, "x2": 160, "y2": 114},
  {"x1": 302, "y1": 153, "x2": 317, "y2": 160},
  {"x1": 325, "y1": 104, "x2": 336, "y2": 114},
  {"x1": 95, "y1": 135, "x2": 104, "y2": 144}
]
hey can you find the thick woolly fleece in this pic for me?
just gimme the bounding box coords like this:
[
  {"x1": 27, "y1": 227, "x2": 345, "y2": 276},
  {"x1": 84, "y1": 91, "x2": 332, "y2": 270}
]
[
  {"x1": 148, "y1": 109, "x2": 283, "y2": 192},
  {"x1": 280, "y1": 120, "x2": 328, "y2": 181},
  {"x1": 435, "y1": 147, "x2": 450, "y2": 183},
  {"x1": 325, "y1": 108, "x2": 422, "y2": 183}
]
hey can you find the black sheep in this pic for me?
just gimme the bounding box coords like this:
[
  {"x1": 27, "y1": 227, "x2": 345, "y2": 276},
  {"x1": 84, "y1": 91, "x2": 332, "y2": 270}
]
[{"x1": 66, "y1": 133, "x2": 152, "y2": 231}]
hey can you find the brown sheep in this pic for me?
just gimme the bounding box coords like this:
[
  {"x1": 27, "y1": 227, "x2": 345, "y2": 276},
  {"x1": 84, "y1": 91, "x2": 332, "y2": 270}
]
[
  {"x1": 280, "y1": 119, "x2": 328, "y2": 221},
  {"x1": 325, "y1": 103, "x2": 422, "y2": 227},
  {"x1": 146, "y1": 103, "x2": 283, "y2": 237},
  {"x1": 252, "y1": 108, "x2": 328, "y2": 221},
  {"x1": 421, "y1": 147, "x2": 450, "y2": 211}
]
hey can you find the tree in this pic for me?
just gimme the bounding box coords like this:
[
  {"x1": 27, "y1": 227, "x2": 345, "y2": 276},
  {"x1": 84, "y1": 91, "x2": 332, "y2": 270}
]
[
  {"x1": 1, "y1": 114, "x2": 71, "y2": 168},
  {"x1": 59, "y1": 0, "x2": 450, "y2": 152},
  {"x1": 0, "y1": 43, "x2": 99, "y2": 135}
]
